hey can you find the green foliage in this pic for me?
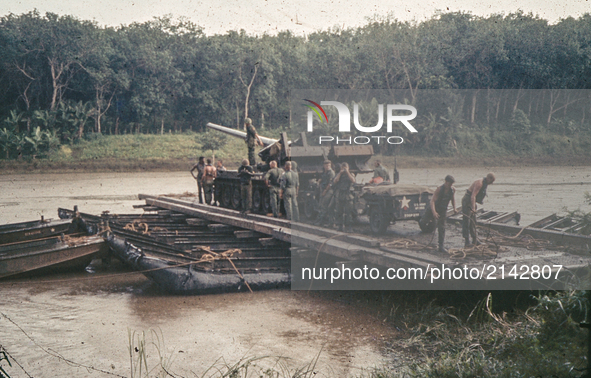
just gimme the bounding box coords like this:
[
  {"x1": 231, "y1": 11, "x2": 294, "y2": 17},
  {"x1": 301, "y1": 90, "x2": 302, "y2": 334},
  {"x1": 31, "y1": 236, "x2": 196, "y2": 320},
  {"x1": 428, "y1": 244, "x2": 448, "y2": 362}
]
[
  {"x1": 400, "y1": 291, "x2": 588, "y2": 378},
  {"x1": 196, "y1": 131, "x2": 228, "y2": 161},
  {"x1": 0, "y1": 11, "x2": 591, "y2": 162},
  {"x1": 509, "y1": 109, "x2": 531, "y2": 134}
]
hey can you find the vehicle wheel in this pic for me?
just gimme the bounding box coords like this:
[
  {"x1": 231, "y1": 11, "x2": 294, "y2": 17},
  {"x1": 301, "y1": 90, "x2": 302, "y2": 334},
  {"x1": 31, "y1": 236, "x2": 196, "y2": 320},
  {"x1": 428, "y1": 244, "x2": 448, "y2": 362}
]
[
  {"x1": 302, "y1": 193, "x2": 318, "y2": 220},
  {"x1": 418, "y1": 211, "x2": 436, "y2": 233},
  {"x1": 221, "y1": 184, "x2": 232, "y2": 208},
  {"x1": 252, "y1": 189, "x2": 262, "y2": 212},
  {"x1": 262, "y1": 190, "x2": 272, "y2": 214},
  {"x1": 231, "y1": 186, "x2": 242, "y2": 210},
  {"x1": 369, "y1": 206, "x2": 389, "y2": 234}
]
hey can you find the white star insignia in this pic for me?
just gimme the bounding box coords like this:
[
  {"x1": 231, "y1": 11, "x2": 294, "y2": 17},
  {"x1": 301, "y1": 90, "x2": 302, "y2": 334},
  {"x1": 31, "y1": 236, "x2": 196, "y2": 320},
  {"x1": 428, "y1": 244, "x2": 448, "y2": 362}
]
[{"x1": 400, "y1": 196, "x2": 411, "y2": 210}]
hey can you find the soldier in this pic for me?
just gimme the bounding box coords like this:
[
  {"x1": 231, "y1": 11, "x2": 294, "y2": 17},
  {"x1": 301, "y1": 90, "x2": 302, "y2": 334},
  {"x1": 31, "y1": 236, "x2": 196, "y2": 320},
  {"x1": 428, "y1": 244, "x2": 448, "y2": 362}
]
[
  {"x1": 202, "y1": 159, "x2": 217, "y2": 205},
  {"x1": 280, "y1": 161, "x2": 299, "y2": 222},
  {"x1": 369, "y1": 160, "x2": 390, "y2": 184},
  {"x1": 216, "y1": 159, "x2": 226, "y2": 172},
  {"x1": 332, "y1": 162, "x2": 356, "y2": 232},
  {"x1": 238, "y1": 159, "x2": 254, "y2": 214},
  {"x1": 462, "y1": 172, "x2": 496, "y2": 247},
  {"x1": 245, "y1": 118, "x2": 263, "y2": 166},
  {"x1": 190, "y1": 156, "x2": 205, "y2": 204},
  {"x1": 430, "y1": 175, "x2": 458, "y2": 253},
  {"x1": 264, "y1": 160, "x2": 283, "y2": 217},
  {"x1": 314, "y1": 160, "x2": 335, "y2": 225}
]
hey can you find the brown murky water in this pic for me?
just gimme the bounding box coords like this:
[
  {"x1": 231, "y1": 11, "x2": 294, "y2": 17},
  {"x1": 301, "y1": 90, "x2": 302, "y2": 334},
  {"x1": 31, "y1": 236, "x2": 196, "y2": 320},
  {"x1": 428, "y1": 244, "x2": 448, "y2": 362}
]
[
  {"x1": 1, "y1": 272, "x2": 399, "y2": 377},
  {"x1": 0, "y1": 166, "x2": 590, "y2": 377}
]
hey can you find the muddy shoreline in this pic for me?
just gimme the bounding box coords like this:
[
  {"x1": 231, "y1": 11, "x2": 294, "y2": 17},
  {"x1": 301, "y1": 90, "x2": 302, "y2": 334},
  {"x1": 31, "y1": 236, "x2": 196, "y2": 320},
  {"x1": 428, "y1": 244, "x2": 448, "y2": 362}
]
[{"x1": 1, "y1": 154, "x2": 590, "y2": 175}]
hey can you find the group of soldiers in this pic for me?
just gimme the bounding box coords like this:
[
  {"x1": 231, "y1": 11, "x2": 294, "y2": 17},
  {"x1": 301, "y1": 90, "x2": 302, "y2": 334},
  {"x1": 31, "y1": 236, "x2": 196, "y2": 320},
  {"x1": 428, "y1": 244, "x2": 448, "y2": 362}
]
[
  {"x1": 192, "y1": 117, "x2": 496, "y2": 251},
  {"x1": 428, "y1": 172, "x2": 496, "y2": 253},
  {"x1": 314, "y1": 159, "x2": 390, "y2": 231},
  {"x1": 191, "y1": 117, "x2": 302, "y2": 222},
  {"x1": 241, "y1": 117, "x2": 301, "y2": 220}
]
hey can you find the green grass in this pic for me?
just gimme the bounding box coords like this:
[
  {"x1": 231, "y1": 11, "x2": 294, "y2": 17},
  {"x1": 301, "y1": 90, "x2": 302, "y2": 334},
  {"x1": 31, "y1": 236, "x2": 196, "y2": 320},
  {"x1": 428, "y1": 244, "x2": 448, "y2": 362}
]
[{"x1": 1, "y1": 130, "x2": 591, "y2": 174}]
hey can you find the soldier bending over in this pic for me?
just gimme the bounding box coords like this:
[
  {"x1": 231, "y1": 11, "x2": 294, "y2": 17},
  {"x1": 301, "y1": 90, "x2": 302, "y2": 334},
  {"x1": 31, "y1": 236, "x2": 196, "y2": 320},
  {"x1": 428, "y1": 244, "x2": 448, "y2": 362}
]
[{"x1": 462, "y1": 172, "x2": 496, "y2": 247}]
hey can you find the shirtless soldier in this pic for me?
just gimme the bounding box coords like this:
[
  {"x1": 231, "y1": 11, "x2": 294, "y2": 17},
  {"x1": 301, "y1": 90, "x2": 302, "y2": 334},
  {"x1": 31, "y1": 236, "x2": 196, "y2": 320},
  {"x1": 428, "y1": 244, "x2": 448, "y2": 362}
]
[{"x1": 202, "y1": 159, "x2": 217, "y2": 205}]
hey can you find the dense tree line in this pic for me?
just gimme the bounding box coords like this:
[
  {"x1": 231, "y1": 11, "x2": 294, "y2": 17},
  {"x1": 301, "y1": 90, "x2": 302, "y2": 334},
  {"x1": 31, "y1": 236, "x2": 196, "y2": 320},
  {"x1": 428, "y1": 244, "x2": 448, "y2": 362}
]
[{"x1": 0, "y1": 10, "x2": 590, "y2": 158}]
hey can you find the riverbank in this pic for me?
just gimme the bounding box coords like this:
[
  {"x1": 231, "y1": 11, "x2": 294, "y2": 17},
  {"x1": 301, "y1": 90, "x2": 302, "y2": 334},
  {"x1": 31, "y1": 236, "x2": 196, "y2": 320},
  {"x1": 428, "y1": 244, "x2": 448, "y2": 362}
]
[
  {"x1": 1, "y1": 132, "x2": 590, "y2": 174},
  {"x1": 1, "y1": 154, "x2": 590, "y2": 175}
]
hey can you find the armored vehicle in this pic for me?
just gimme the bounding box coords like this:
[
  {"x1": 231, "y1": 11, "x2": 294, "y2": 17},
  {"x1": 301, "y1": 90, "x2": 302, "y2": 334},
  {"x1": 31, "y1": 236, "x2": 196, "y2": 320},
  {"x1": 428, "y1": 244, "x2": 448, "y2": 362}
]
[{"x1": 206, "y1": 122, "x2": 373, "y2": 217}]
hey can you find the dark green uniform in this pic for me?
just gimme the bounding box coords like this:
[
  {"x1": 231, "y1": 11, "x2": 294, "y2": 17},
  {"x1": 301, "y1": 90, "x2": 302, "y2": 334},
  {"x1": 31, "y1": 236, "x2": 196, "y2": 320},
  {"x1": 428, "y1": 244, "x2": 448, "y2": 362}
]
[
  {"x1": 333, "y1": 172, "x2": 354, "y2": 229},
  {"x1": 246, "y1": 124, "x2": 258, "y2": 166},
  {"x1": 264, "y1": 167, "x2": 284, "y2": 217},
  {"x1": 317, "y1": 168, "x2": 335, "y2": 224},
  {"x1": 434, "y1": 184, "x2": 455, "y2": 250},
  {"x1": 280, "y1": 170, "x2": 299, "y2": 222},
  {"x1": 190, "y1": 161, "x2": 205, "y2": 204},
  {"x1": 238, "y1": 165, "x2": 254, "y2": 212}
]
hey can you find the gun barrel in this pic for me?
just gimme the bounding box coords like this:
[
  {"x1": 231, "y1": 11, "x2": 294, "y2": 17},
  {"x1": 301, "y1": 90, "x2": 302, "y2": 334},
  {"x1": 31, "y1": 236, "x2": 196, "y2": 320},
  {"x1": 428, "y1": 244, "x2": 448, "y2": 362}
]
[{"x1": 206, "y1": 123, "x2": 278, "y2": 146}]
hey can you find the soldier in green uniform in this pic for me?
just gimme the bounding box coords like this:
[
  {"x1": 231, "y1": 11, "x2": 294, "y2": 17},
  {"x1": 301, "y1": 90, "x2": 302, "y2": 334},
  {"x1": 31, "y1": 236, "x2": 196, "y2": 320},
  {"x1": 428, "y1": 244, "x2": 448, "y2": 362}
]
[
  {"x1": 430, "y1": 175, "x2": 458, "y2": 253},
  {"x1": 264, "y1": 160, "x2": 283, "y2": 217},
  {"x1": 280, "y1": 161, "x2": 299, "y2": 222},
  {"x1": 315, "y1": 160, "x2": 335, "y2": 225},
  {"x1": 244, "y1": 118, "x2": 263, "y2": 166},
  {"x1": 238, "y1": 159, "x2": 254, "y2": 214},
  {"x1": 190, "y1": 156, "x2": 206, "y2": 204},
  {"x1": 332, "y1": 162, "x2": 356, "y2": 231}
]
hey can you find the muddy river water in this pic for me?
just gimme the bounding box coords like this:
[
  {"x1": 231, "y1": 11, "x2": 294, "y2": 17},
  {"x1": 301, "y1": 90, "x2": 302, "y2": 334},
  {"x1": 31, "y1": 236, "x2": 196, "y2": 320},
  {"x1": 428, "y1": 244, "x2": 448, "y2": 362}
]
[{"x1": 0, "y1": 166, "x2": 590, "y2": 377}]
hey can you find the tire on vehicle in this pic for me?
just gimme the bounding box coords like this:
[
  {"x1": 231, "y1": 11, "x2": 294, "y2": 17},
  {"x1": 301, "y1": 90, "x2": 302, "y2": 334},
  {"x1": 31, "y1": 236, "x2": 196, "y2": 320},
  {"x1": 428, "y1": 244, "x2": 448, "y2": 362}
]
[
  {"x1": 369, "y1": 206, "x2": 390, "y2": 234},
  {"x1": 231, "y1": 185, "x2": 242, "y2": 210}
]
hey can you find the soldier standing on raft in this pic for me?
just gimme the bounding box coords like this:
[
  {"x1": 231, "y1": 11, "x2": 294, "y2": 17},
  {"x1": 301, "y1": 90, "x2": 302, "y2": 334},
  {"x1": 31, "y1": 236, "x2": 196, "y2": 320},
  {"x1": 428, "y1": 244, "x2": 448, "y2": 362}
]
[
  {"x1": 264, "y1": 160, "x2": 284, "y2": 218},
  {"x1": 202, "y1": 159, "x2": 216, "y2": 205},
  {"x1": 314, "y1": 160, "x2": 335, "y2": 226},
  {"x1": 244, "y1": 118, "x2": 263, "y2": 166},
  {"x1": 238, "y1": 159, "x2": 255, "y2": 214},
  {"x1": 280, "y1": 161, "x2": 299, "y2": 222},
  {"x1": 430, "y1": 175, "x2": 458, "y2": 253},
  {"x1": 462, "y1": 172, "x2": 496, "y2": 247},
  {"x1": 190, "y1": 156, "x2": 205, "y2": 204},
  {"x1": 332, "y1": 162, "x2": 356, "y2": 232}
]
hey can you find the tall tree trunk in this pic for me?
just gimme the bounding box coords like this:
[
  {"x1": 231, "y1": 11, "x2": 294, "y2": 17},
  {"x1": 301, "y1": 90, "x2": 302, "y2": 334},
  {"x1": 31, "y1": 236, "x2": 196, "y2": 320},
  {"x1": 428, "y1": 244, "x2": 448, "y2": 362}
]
[
  {"x1": 239, "y1": 63, "x2": 259, "y2": 129},
  {"x1": 471, "y1": 90, "x2": 480, "y2": 124}
]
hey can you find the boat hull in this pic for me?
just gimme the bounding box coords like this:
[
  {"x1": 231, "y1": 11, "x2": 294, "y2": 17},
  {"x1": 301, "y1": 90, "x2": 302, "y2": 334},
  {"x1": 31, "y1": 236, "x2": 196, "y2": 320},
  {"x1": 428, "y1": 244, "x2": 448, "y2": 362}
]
[
  {"x1": 108, "y1": 234, "x2": 290, "y2": 294},
  {"x1": 0, "y1": 235, "x2": 109, "y2": 279}
]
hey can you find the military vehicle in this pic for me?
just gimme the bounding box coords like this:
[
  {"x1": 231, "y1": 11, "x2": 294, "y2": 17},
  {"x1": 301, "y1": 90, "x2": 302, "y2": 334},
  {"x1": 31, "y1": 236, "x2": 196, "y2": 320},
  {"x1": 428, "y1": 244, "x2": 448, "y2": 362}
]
[
  {"x1": 206, "y1": 123, "x2": 436, "y2": 234},
  {"x1": 206, "y1": 122, "x2": 373, "y2": 217},
  {"x1": 361, "y1": 184, "x2": 434, "y2": 234}
]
